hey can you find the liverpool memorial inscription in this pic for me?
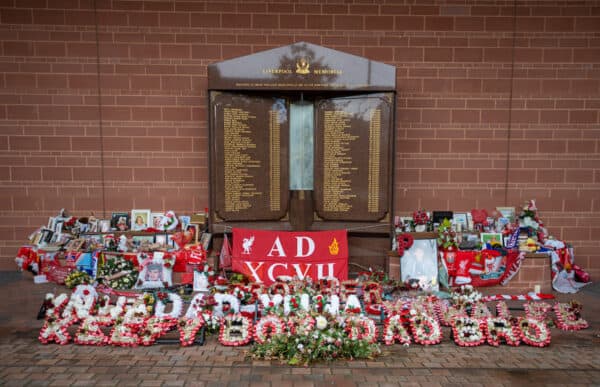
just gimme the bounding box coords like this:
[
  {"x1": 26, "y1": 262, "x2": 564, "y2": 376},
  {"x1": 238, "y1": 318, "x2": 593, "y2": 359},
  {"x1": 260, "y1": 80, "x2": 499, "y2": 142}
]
[
  {"x1": 213, "y1": 94, "x2": 289, "y2": 221},
  {"x1": 315, "y1": 94, "x2": 392, "y2": 221}
]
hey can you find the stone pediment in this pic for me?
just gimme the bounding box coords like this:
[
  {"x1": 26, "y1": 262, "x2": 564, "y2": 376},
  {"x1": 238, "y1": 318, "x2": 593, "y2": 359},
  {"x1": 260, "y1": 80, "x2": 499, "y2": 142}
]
[{"x1": 208, "y1": 42, "x2": 395, "y2": 91}]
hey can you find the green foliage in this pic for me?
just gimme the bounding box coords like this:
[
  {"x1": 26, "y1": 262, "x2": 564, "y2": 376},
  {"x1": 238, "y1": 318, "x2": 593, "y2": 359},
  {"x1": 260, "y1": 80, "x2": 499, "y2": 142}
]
[
  {"x1": 437, "y1": 218, "x2": 458, "y2": 250},
  {"x1": 249, "y1": 314, "x2": 381, "y2": 365}
]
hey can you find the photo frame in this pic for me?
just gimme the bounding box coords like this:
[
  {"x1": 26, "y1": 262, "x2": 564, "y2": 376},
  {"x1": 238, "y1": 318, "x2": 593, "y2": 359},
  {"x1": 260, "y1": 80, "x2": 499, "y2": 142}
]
[
  {"x1": 131, "y1": 209, "x2": 151, "y2": 231},
  {"x1": 186, "y1": 224, "x2": 200, "y2": 244},
  {"x1": 132, "y1": 235, "x2": 155, "y2": 245},
  {"x1": 453, "y1": 212, "x2": 468, "y2": 231},
  {"x1": 65, "y1": 238, "x2": 85, "y2": 251},
  {"x1": 496, "y1": 207, "x2": 516, "y2": 223},
  {"x1": 400, "y1": 239, "x2": 438, "y2": 291},
  {"x1": 111, "y1": 212, "x2": 130, "y2": 231},
  {"x1": 151, "y1": 212, "x2": 164, "y2": 229},
  {"x1": 400, "y1": 216, "x2": 413, "y2": 232},
  {"x1": 99, "y1": 220, "x2": 111, "y2": 233},
  {"x1": 432, "y1": 211, "x2": 453, "y2": 224},
  {"x1": 200, "y1": 232, "x2": 212, "y2": 251},
  {"x1": 480, "y1": 232, "x2": 503, "y2": 247},
  {"x1": 155, "y1": 234, "x2": 168, "y2": 247},
  {"x1": 179, "y1": 216, "x2": 191, "y2": 232},
  {"x1": 134, "y1": 251, "x2": 173, "y2": 289}
]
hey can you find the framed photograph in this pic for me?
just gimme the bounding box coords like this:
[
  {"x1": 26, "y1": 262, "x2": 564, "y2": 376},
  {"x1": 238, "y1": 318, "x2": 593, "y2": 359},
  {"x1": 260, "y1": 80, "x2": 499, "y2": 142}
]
[
  {"x1": 480, "y1": 232, "x2": 503, "y2": 247},
  {"x1": 151, "y1": 212, "x2": 164, "y2": 229},
  {"x1": 200, "y1": 232, "x2": 212, "y2": 251},
  {"x1": 453, "y1": 212, "x2": 468, "y2": 226},
  {"x1": 400, "y1": 239, "x2": 438, "y2": 291},
  {"x1": 99, "y1": 219, "x2": 111, "y2": 233},
  {"x1": 496, "y1": 207, "x2": 516, "y2": 223},
  {"x1": 131, "y1": 209, "x2": 151, "y2": 231},
  {"x1": 179, "y1": 216, "x2": 191, "y2": 231},
  {"x1": 132, "y1": 235, "x2": 154, "y2": 244},
  {"x1": 400, "y1": 216, "x2": 413, "y2": 232},
  {"x1": 155, "y1": 234, "x2": 168, "y2": 247},
  {"x1": 432, "y1": 211, "x2": 453, "y2": 224},
  {"x1": 111, "y1": 212, "x2": 130, "y2": 231},
  {"x1": 186, "y1": 224, "x2": 200, "y2": 244}
]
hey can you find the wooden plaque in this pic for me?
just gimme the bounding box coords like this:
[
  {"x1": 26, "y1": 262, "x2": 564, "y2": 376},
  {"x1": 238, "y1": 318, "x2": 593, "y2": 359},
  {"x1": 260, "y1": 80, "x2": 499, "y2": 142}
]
[
  {"x1": 314, "y1": 93, "x2": 392, "y2": 221},
  {"x1": 212, "y1": 92, "x2": 290, "y2": 221}
]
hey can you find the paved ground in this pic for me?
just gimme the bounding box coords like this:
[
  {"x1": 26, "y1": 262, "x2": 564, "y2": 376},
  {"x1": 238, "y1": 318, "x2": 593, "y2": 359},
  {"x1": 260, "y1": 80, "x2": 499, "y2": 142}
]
[{"x1": 0, "y1": 271, "x2": 599, "y2": 386}]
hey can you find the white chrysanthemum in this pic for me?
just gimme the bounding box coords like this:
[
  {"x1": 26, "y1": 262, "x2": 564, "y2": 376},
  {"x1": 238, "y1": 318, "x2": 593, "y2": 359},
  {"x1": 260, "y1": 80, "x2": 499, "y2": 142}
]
[{"x1": 316, "y1": 315, "x2": 328, "y2": 330}]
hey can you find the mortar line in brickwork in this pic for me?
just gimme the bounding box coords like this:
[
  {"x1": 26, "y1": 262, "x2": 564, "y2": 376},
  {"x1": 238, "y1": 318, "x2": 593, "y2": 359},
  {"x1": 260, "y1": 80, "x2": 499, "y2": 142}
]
[
  {"x1": 93, "y1": 0, "x2": 107, "y2": 219},
  {"x1": 504, "y1": 0, "x2": 518, "y2": 207}
]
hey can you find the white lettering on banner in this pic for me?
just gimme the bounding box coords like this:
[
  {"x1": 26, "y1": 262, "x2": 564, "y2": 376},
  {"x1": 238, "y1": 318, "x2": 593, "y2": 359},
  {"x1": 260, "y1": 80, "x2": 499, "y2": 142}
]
[
  {"x1": 267, "y1": 237, "x2": 287, "y2": 257},
  {"x1": 267, "y1": 263, "x2": 287, "y2": 282},
  {"x1": 317, "y1": 263, "x2": 335, "y2": 279},
  {"x1": 292, "y1": 263, "x2": 312, "y2": 280},
  {"x1": 295, "y1": 236, "x2": 315, "y2": 257},
  {"x1": 245, "y1": 261, "x2": 265, "y2": 283}
]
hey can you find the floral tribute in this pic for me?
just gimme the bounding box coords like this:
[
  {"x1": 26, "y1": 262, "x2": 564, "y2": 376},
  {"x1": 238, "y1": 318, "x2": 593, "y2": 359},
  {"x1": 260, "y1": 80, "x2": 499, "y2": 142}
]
[
  {"x1": 518, "y1": 317, "x2": 551, "y2": 347},
  {"x1": 554, "y1": 301, "x2": 589, "y2": 331},
  {"x1": 524, "y1": 302, "x2": 552, "y2": 322},
  {"x1": 451, "y1": 316, "x2": 486, "y2": 347},
  {"x1": 36, "y1": 278, "x2": 589, "y2": 362},
  {"x1": 484, "y1": 317, "x2": 521, "y2": 347}
]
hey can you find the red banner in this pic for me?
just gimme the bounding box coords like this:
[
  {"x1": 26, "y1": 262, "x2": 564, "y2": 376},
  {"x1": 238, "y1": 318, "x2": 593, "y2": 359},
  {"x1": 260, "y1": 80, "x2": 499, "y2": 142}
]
[{"x1": 232, "y1": 228, "x2": 348, "y2": 285}]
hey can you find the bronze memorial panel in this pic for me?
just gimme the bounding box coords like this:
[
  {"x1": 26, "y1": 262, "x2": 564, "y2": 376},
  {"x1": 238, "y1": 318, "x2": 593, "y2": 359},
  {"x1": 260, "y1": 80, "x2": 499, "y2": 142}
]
[
  {"x1": 212, "y1": 92, "x2": 289, "y2": 221},
  {"x1": 314, "y1": 93, "x2": 392, "y2": 222}
]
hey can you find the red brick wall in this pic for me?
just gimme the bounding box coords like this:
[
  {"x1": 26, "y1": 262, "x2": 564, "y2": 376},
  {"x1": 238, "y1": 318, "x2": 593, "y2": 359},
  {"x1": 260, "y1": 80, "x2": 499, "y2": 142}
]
[{"x1": 1, "y1": 1, "x2": 599, "y2": 281}]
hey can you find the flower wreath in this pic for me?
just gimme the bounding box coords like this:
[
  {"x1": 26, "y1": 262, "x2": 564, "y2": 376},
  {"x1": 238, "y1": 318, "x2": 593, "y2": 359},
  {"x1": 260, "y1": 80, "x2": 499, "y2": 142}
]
[
  {"x1": 214, "y1": 293, "x2": 241, "y2": 317},
  {"x1": 201, "y1": 311, "x2": 222, "y2": 333},
  {"x1": 139, "y1": 317, "x2": 178, "y2": 346},
  {"x1": 397, "y1": 233, "x2": 414, "y2": 256},
  {"x1": 451, "y1": 316, "x2": 486, "y2": 347},
  {"x1": 219, "y1": 313, "x2": 253, "y2": 347},
  {"x1": 470, "y1": 302, "x2": 492, "y2": 319},
  {"x1": 43, "y1": 293, "x2": 69, "y2": 317},
  {"x1": 340, "y1": 280, "x2": 359, "y2": 302},
  {"x1": 73, "y1": 284, "x2": 97, "y2": 300},
  {"x1": 254, "y1": 314, "x2": 285, "y2": 344},
  {"x1": 363, "y1": 281, "x2": 383, "y2": 305},
  {"x1": 108, "y1": 319, "x2": 141, "y2": 347},
  {"x1": 365, "y1": 303, "x2": 385, "y2": 317},
  {"x1": 319, "y1": 277, "x2": 340, "y2": 296},
  {"x1": 154, "y1": 293, "x2": 183, "y2": 319},
  {"x1": 287, "y1": 314, "x2": 315, "y2": 336},
  {"x1": 74, "y1": 315, "x2": 113, "y2": 346},
  {"x1": 484, "y1": 317, "x2": 521, "y2": 347},
  {"x1": 523, "y1": 302, "x2": 552, "y2": 322},
  {"x1": 345, "y1": 315, "x2": 378, "y2": 343},
  {"x1": 382, "y1": 314, "x2": 411, "y2": 346},
  {"x1": 344, "y1": 294, "x2": 362, "y2": 314},
  {"x1": 259, "y1": 293, "x2": 283, "y2": 315},
  {"x1": 269, "y1": 281, "x2": 290, "y2": 296},
  {"x1": 312, "y1": 294, "x2": 329, "y2": 313},
  {"x1": 495, "y1": 301, "x2": 511, "y2": 319},
  {"x1": 61, "y1": 293, "x2": 96, "y2": 321},
  {"x1": 39, "y1": 315, "x2": 76, "y2": 345},
  {"x1": 518, "y1": 317, "x2": 551, "y2": 347},
  {"x1": 410, "y1": 314, "x2": 442, "y2": 345},
  {"x1": 554, "y1": 302, "x2": 589, "y2": 331},
  {"x1": 178, "y1": 317, "x2": 205, "y2": 346}
]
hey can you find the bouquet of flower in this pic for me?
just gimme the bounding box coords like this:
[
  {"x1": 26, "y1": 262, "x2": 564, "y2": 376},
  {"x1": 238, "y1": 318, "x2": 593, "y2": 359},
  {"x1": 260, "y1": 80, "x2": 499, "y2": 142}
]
[
  {"x1": 412, "y1": 209, "x2": 429, "y2": 225},
  {"x1": 64, "y1": 270, "x2": 92, "y2": 288},
  {"x1": 97, "y1": 256, "x2": 138, "y2": 290}
]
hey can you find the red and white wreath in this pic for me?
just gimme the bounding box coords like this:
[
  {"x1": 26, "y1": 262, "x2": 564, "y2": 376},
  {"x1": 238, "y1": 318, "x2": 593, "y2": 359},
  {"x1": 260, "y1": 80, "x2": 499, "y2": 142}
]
[
  {"x1": 451, "y1": 316, "x2": 486, "y2": 347},
  {"x1": 254, "y1": 315, "x2": 285, "y2": 344},
  {"x1": 554, "y1": 302, "x2": 589, "y2": 331},
  {"x1": 178, "y1": 317, "x2": 205, "y2": 346},
  {"x1": 382, "y1": 314, "x2": 411, "y2": 346},
  {"x1": 287, "y1": 314, "x2": 315, "y2": 336},
  {"x1": 219, "y1": 313, "x2": 253, "y2": 347},
  {"x1": 484, "y1": 317, "x2": 521, "y2": 347},
  {"x1": 410, "y1": 314, "x2": 442, "y2": 345},
  {"x1": 345, "y1": 315, "x2": 378, "y2": 343},
  {"x1": 518, "y1": 317, "x2": 551, "y2": 347}
]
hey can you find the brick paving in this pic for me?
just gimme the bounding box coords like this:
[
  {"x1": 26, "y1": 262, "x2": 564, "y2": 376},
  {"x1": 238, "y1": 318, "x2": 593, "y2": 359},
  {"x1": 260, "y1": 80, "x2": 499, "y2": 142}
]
[{"x1": 1, "y1": 272, "x2": 599, "y2": 386}]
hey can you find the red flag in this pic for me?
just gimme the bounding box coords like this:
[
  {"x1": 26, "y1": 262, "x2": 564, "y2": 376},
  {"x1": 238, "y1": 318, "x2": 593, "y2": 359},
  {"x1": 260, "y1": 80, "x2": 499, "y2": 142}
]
[{"x1": 219, "y1": 233, "x2": 232, "y2": 269}]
